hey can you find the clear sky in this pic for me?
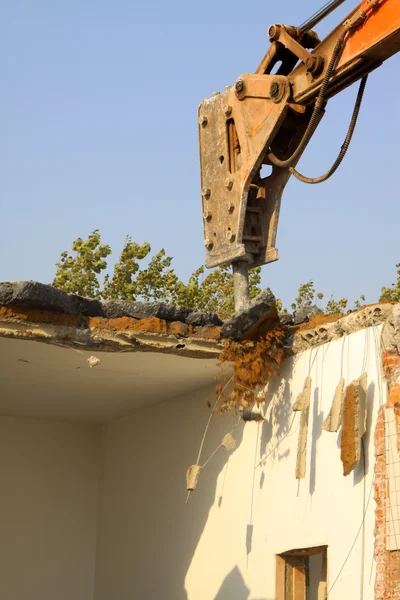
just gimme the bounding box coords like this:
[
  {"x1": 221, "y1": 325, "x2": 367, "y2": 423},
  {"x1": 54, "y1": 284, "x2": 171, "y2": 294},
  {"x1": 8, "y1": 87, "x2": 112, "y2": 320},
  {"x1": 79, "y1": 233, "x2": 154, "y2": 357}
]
[{"x1": 1, "y1": 0, "x2": 399, "y2": 309}]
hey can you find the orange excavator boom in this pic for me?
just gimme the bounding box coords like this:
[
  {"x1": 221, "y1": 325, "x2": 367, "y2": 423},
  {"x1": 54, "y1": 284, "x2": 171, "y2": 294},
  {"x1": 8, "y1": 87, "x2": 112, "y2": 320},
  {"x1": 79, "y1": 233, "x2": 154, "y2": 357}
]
[{"x1": 198, "y1": 0, "x2": 400, "y2": 311}]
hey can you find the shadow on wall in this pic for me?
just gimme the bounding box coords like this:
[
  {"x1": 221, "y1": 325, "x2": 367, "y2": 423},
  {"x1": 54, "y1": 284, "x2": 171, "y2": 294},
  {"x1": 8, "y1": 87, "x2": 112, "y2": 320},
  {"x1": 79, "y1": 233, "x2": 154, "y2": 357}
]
[
  {"x1": 94, "y1": 384, "x2": 247, "y2": 600},
  {"x1": 258, "y1": 359, "x2": 296, "y2": 469},
  {"x1": 213, "y1": 566, "x2": 271, "y2": 600}
]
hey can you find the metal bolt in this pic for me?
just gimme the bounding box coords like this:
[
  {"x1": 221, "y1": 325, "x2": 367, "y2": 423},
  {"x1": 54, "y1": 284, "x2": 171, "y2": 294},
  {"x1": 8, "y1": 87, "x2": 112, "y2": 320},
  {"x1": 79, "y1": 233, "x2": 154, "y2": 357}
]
[
  {"x1": 204, "y1": 239, "x2": 213, "y2": 250},
  {"x1": 226, "y1": 230, "x2": 235, "y2": 242},
  {"x1": 227, "y1": 202, "x2": 234, "y2": 213},
  {"x1": 198, "y1": 115, "x2": 208, "y2": 126},
  {"x1": 225, "y1": 178, "x2": 234, "y2": 190},
  {"x1": 268, "y1": 24, "x2": 280, "y2": 41},
  {"x1": 223, "y1": 104, "x2": 232, "y2": 117},
  {"x1": 235, "y1": 78, "x2": 244, "y2": 94},
  {"x1": 201, "y1": 187, "x2": 211, "y2": 198},
  {"x1": 305, "y1": 54, "x2": 324, "y2": 75},
  {"x1": 305, "y1": 57, "x2": 315, "y2": 71},
  {"x1": 270, "y1": 81, "x2": 280, "y2": 99},
  {"x1": 203, "y1": 210, "x2": 212, "y2": 221}
]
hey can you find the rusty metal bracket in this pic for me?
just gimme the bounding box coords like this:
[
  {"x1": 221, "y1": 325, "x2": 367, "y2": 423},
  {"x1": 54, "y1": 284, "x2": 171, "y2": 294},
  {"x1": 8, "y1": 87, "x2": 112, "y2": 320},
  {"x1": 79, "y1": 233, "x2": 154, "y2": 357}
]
[
  {"x1": 198, "y1": 75, "x2": 292, "y2": 269},
  {"x1": 268, "y1": 24, "x2": 324, "y2": 76}
]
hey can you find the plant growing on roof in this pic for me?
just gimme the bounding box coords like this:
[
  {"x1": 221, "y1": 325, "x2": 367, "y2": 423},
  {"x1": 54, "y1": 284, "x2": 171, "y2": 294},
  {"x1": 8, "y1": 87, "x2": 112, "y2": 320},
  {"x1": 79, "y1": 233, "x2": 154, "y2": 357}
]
[
  {"x1": 53, "y1": 230, "x2": 111, "y2": 298},
  {"x1": 380, "y1": 264, "x2": 400, "y2": 303},
  {"x1": 290, "y1": 280, "x2": 324, "y2": 311},
  {"x1": 52, "y1": 230, "x2": 262, "y2": 318},
  {"x1": 175, "y1": 264, "x2": 262, "y2": 320}
]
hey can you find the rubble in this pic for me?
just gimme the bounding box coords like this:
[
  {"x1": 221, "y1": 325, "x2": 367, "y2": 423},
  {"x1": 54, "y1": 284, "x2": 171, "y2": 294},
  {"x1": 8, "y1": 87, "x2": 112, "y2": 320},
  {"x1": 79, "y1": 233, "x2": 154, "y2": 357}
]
[
  {"x1": 293, "y1": 304, "x2": 323, "y2": 325},
  {"x1": 0, "y1": 281, "x2": 221, "y2": 327},
  {"x1": 220, "y1": 289, "x2": 278, "y2": 341},
  {"x1": 0, "y1": 280, "x2": 103, "y2": 316}
]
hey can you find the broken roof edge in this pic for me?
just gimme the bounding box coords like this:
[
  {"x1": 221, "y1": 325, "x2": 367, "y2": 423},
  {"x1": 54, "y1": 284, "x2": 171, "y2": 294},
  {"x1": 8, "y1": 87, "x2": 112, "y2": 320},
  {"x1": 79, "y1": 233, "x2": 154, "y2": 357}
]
[
  {"x1": 0, "y1": 280, "x2": 398, "y2": 360},
  {"x1": 0, "y1": 281, "x2": 223, "y2": 359},
  {"x1": 290, "y1": 302, "x2": 397, "y2": 354}
]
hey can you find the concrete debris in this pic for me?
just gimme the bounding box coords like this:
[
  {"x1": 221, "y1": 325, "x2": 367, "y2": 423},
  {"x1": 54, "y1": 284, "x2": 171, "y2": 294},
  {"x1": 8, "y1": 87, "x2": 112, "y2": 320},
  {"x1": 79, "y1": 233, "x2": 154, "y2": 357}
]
[
  {"x1": 103, "y1": 300, "x2": 193, "y2": 323},
  {"x1": 221, "y1": 433, "x2": 237, "y2": 450},
  {"x1": 340, "y1": 373, "x2": 367, "y2": 476},
  {"x1": 322, "y1": 378, "x2": 345, "y2": 432},
  {"x1": 293, "y1": 377, "x2": 312, "y2": 411},
  {"x1": 220, "y1": 288, "x2": 277, "y2": 341},
  {"x1": 296, "y1": 387, "x2": 311, "y2": 479},
  {"x1": 279, "y1": 312, "x2": 294, "y2": 326},
  {"x1": 185, "y1": 311, "x2": 223, "y2": 327},
  {"x1": 87, "y1": 356, "x2": 101, "y2": 368},
  {"x1": 0, "y1": 280, "x2": 103, "y2": 316},
  {"x1": 293, "y1": 304, "x2": 323, "y2": 326},
  {"x1": 0, "y1": 281, "x2": 222, "y2": 326},
  {"x1": 186, "y1": 465, "x2": 201, "y2": 491},
  {"x1": 292, "y1": 304, "x2": 392, "y2": 354}
]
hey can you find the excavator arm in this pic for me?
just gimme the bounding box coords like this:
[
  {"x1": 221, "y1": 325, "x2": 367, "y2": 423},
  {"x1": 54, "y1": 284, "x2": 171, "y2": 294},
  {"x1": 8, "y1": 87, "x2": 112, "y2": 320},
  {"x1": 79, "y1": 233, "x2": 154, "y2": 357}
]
[{"x1": 198, "y1": 0, "x2": 400, "y2": 310}]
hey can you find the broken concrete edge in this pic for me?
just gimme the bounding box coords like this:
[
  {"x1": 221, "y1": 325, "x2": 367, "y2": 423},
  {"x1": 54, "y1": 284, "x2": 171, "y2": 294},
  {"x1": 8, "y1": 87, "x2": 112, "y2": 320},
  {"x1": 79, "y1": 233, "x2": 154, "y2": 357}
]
[
  {"x1": 291, "y1": 303, "x2": 396, "y2": 354},
  {"x1": 0, "y1": 298, "x2": 398, "y2": 358},
  {"x1": 220, "y1": 288, "x2": 278, "y2": 341},
  {"x1": 0, "y1": 281, "x2": 223, "y2": 327},
  {"x1": 0, "y1": 316, "x2": 223, "y2": 360}
]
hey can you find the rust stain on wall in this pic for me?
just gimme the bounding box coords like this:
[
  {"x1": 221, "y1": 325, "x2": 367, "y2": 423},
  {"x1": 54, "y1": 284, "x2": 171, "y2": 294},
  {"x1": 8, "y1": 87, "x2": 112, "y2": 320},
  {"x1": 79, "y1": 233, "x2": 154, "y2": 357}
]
[{"x1": 341, "y1": 384, "x2": 357, "y2": 476}]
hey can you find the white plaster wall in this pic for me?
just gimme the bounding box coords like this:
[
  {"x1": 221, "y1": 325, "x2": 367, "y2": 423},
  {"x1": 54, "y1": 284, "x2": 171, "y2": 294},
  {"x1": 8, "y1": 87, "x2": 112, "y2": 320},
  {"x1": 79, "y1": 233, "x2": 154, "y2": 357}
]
[
  {"x1": 0, "y1": 417, "x2": 100, "y2": 600},
  {"x1": 95, "y1": 326, "x2": 385, "y2": 600}
]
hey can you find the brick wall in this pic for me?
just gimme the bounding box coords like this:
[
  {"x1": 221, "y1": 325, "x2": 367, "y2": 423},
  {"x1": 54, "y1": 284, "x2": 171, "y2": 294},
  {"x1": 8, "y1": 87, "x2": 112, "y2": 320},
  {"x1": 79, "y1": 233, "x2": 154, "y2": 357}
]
[{"x1": 375, "y1": 350, "x2": 400, "y2": 598}]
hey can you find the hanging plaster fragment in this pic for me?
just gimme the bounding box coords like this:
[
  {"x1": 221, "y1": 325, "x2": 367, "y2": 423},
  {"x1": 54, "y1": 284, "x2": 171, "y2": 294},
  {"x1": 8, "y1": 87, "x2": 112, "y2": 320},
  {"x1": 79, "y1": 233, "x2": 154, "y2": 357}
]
[
  {"x1": 186, "y1": 465, "x2": 201, "y2": 491},
  {"x1": 322, "y1": 378, "x2": 345, "y2": 432},
  {"x1": 87, "y1": 356, "x2": 101, "y2": 368},
  {"x1": 293, "y1": 377, "x2": 312, "y2": 411},
  {"x1": 295, "y1": 389, "x2": 311, "y2": 479},
  {"x1": 222, "y1": 432, "x2": 237, "y2": 451},
  {"x1": 340, "y1": 373, "x2": 367, "y2": 476}
]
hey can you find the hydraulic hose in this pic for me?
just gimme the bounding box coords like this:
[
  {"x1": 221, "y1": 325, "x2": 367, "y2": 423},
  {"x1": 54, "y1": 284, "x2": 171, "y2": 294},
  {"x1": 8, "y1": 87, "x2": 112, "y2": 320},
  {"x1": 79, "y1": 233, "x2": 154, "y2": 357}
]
[
  {"x1": 289, "y1": 74, "x2": 367, "y2": 184},
  {"x1": 267, "y1": 30, "x2": 348, "y2": 169}
]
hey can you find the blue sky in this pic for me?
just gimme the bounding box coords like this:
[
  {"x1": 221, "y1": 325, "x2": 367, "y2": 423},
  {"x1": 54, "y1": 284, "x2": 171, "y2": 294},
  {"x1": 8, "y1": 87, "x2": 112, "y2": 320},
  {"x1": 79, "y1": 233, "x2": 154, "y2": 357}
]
[{"x1": 1, "y1": 0, "x2": 399, "y2": 308}]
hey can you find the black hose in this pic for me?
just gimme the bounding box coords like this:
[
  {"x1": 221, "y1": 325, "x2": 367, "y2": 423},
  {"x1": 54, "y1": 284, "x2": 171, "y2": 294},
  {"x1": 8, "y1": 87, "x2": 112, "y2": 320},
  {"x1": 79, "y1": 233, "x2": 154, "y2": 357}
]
[
  {"x1": 298, "y1": 0, "x2": 347, "y2": 35},
  {"x1": 267, "y1": 31, "x2": 347, "y2": 169},
  {"x1": 290, "y1": 75, "x2": 367, "y2": 184}
]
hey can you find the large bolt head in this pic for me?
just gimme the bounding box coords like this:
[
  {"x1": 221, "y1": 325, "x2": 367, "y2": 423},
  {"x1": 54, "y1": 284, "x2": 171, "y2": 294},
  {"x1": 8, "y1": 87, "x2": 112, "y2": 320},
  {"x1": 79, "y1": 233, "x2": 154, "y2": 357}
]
[
  {"x1": 270, "y1": 82, "x2": 279, "y2": 98},
  {"x1": 203, "y1": 210, "x2": 212, "y2": 221},
  {"x1": 225, "y1": 178, "x2": 234, "y2": 190},
  {"x1": 201, "y1": 187, "x2": 211, "y2": 198},
  {"x1": 268, "y1": 24, "x2": 280, "y2": 41},
  {"x1": 223, "y1": 104, "x2": 232, "y2": 116},
  {"x1": 204, "y1": 239, "x2": 213, "y2": 250},
  {"x1": 198, "y1": 115, "x2": 208, "y2": 126},
  {"x1": 227, "y1": 202, "x2": 234, "y2": 213},
  {"x1": 235, "y1": 78, "x2": 244, "y2": 94}
]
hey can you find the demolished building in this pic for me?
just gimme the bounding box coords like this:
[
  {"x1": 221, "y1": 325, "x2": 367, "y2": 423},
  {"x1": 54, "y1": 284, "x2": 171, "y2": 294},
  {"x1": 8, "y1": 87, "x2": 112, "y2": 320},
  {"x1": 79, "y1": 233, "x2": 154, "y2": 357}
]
[{"x1": 0, "y1": 280, "x2": 399, "y2": 600}]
